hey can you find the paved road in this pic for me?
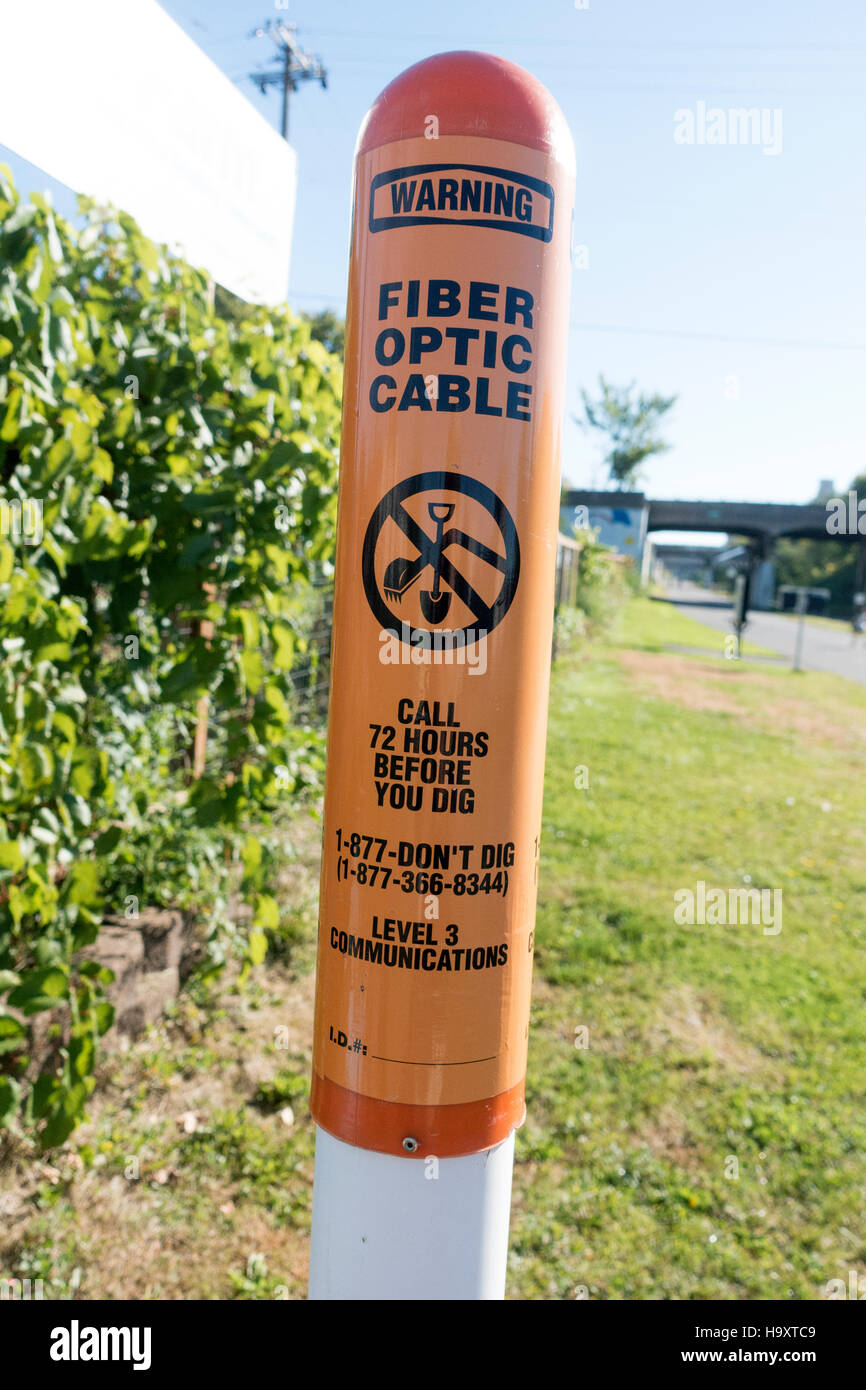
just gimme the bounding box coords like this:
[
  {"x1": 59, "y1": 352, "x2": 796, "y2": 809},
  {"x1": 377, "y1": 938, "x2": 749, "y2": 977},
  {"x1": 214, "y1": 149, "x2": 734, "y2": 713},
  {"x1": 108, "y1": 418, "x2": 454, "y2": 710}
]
[{"x1": 659, "y1": 582, "x2": 866, "y2": 686}]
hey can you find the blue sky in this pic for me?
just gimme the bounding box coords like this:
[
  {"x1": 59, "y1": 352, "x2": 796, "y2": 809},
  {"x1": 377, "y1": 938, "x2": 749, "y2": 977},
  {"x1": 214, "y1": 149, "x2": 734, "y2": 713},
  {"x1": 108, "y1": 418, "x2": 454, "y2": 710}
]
[{"x1": 3, "y1": 0, "x2": 864, "y2": 542}]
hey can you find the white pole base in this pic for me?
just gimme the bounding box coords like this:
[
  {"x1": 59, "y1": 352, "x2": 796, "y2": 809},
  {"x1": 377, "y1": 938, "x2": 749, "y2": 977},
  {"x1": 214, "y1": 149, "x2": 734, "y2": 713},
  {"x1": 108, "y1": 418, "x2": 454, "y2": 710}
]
[{"x1": 308, "y1": 1125, "x2": 515, "y2": 1300}]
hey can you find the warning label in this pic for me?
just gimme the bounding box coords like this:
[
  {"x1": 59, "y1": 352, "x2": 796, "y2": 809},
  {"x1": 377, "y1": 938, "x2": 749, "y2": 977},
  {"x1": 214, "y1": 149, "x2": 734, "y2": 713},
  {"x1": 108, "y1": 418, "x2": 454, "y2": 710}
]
[
  {"x1": 369, "y1": 163, "x2": 555, "y2": 241},
  {"x1": 366, "y1": 698, "x2": 487, "y2": 815}
]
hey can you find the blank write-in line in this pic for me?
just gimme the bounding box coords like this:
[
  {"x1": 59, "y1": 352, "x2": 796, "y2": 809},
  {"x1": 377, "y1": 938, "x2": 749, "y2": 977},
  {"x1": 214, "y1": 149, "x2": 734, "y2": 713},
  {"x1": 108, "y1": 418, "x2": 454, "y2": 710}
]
[{"x1": 370, "y1": 1055, "x2": 496, "y2": 1067}]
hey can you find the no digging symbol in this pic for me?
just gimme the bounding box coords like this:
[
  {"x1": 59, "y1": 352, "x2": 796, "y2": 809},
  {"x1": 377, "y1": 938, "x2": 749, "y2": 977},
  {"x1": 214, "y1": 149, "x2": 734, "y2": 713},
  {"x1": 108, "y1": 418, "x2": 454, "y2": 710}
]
[{"x1": 362, "y1": 471, "x2": 520, "y2": 647}]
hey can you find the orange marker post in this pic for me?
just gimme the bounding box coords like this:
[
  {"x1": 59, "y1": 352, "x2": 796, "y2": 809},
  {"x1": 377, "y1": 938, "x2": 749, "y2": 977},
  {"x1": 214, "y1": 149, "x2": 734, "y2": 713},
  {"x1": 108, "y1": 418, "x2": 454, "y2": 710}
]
[{"x1": 308, "y1": 51, "x2": 575, "y2": 1300}]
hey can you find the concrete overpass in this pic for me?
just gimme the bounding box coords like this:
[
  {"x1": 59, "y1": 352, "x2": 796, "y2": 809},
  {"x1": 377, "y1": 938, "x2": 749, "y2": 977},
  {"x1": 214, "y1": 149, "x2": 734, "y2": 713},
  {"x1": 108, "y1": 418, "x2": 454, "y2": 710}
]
[
  {"x1": 646, "y1": 498, "x2": 831, "y2": 542},
  {"x1": 561, "y1": 490, "x2": 864, "y2": 610},
  {"x1": 651, "y1": 543, "x2": 723, "y2": 583}
]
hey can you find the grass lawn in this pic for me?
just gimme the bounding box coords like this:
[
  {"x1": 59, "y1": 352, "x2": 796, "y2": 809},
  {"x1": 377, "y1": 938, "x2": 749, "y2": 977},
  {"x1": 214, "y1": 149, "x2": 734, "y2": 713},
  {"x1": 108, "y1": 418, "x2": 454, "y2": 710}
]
[
  {"x1": 514, "y1": 600, "x2": 866, "y2": 1299},
  {"x1": 619, "y1": 595, "x2": 777, "y2": 658},
  {"x1": 3, "y1": 598, "x2": 864, "y2": 1300}
]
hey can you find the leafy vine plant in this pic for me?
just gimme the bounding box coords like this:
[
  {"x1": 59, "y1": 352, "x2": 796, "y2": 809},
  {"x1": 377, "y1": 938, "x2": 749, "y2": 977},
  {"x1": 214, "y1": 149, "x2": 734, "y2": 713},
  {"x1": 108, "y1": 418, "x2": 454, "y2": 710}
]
[{"x1": 0, "y1": 167, "x2": 341, "y2": 1147}]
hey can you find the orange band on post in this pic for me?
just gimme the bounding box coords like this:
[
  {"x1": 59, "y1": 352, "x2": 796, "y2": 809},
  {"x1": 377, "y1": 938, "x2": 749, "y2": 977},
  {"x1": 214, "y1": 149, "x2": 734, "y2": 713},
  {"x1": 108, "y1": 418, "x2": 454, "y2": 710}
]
[{"x1": 311, "y1": 1071, "x2": 526, "y2": 1159}]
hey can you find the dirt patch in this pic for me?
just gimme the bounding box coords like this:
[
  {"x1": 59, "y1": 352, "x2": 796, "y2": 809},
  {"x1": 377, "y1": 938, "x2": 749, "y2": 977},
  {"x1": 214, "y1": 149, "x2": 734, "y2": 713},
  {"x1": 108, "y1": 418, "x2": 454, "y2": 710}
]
[
  {"x1": 618, "y1": 650, "x2": 745, "y2": 716},
  {"x1": 0, "y1": 796, "x2": 327, "y2": 1301},
  {"x1": 0, "y1": 961, "x2": 318, "y2": 1299},
  {"x1": 637, "y1": 985, "x2": 773, "y2": 1166},
  {"x1": 12, "y1": 1163, "x2": 311, "y2": 1299},
  {"x1": 615, "y1": 649, "x2": 866, "y2": 751},
  {"x1": 649, "y1": 983, "x2": 767, "y2": 1076},
  {"x1": 639, "y1": 1104, "x2": 702, "y2": 1169}
]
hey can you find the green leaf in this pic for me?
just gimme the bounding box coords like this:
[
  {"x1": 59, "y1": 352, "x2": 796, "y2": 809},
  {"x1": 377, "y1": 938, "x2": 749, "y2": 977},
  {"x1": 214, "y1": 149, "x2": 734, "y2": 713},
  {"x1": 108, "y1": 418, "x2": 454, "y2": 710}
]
[
  {"x1": 63, "y1": 859, "x2": 100, "y2": 906},
  {"x1": 39, "y1": 1081, "x2": 90, "y2": 1150},
  {"x1": 248, "y1": 929, "x2": 268, "y2": 965},
  {"x1": 8, "y1": 966, "x2": 68, "y2": 1013},
  {"x1": 30, "y1": 1070, "x2": 58, "y2": 1120},
  {"x1": 43, "y1": 437, "x2": 77, "y2": 485},
  {"x1": 18, "y1": 743, "x2": 54, "y2": 790},
  {"x1": 271, "y1": 622, "x2": 295, "y2": 670},
  {"x1": 0, "y1": 841, "x2": 24, "y2": 873},
  {"x1": 93, "y1": 825, "x2": 123, "y2": 854},
  {"x1": 161, "y1": 654, "x2": 206, "y2": 699},
  {"x1": 69, "y1": 1032, "x2": 95, "y2": 1078},
  {"x1": 0, "y1": 1076, "x2": 21, "y2": 1126},
  {"x1": 242, "y1": 836, "x2": 262, "y2": 877},
  {"x1": 241, "y1": 648, "x2": 263, "y2": 695},
  {"x1": 0, "y1": 1015, "x2": 26, "y2": 1055},
  {"x1": 179, "y1": 532, "x2": 216, "y2": 567},
  {"x1": 253, "y1": 893, "x2": 279, "y2": 931},
  {"x1": 237, "y1": 608, "x2": 260, "y2": 649},
  {"x1": 91, "y1": 1001, "x2": 115, "y2": 1036}
]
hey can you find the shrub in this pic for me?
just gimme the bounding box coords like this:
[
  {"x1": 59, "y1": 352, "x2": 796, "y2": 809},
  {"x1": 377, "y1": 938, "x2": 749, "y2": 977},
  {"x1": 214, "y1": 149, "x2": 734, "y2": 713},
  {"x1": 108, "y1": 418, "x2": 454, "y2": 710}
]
[
  {"x1": 573, "y1": 528, "x2": 634, "y2": 633},
  {"x1": 0, "y1": 168, "x2": 340, "y2": 1145}
]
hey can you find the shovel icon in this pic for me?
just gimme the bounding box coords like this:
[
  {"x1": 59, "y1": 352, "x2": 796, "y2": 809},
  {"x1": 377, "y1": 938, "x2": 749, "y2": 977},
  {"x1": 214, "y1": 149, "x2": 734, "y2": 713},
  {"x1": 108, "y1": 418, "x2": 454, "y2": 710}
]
[
  {"x1": 382, "y1": 501, "x2": 455, "y2": 623},
  {"x1": 420, "y1": 502, "x2": 455, "y2": 623}
]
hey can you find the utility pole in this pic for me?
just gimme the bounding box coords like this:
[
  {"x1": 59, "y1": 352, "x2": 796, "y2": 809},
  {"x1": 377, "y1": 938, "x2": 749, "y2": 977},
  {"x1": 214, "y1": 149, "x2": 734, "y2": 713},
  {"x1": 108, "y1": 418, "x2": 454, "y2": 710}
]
[{"x1": 249, "y1": 20, "x2": 327, "y2": 140}]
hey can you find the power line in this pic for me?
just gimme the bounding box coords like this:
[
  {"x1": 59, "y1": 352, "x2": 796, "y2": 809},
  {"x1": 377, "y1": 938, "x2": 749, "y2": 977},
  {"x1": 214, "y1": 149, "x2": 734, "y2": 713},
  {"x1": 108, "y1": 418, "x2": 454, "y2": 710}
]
[
  {"x1": 248, "y1": 20, "x2": 327, "y2": 140},
  {"x1": 567, "y1": 322, "x2": 866, "y2": 352},
  {"x1": 307, "y1": 29, "x2": 866, "y2": 53}
]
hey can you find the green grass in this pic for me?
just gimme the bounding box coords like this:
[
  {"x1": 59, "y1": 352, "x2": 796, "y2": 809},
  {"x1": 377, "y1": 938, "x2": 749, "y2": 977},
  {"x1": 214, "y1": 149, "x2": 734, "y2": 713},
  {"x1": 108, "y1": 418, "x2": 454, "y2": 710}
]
[
  {"x1": 510, "y1": 598, "x2": 866, "y2": 1299},
  {"x1": 4, "y1": 596, "x2": 864, "y2": 1301},
  {"x1": 616, "y1": 595, "x2": 777, "y2": 658}
]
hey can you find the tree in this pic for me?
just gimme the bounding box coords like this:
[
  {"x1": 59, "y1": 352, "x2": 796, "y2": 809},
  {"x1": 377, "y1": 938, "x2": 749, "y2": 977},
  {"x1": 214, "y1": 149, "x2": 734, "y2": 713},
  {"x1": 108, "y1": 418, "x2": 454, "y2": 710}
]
[
  {"x1": 304, "y1": 308, "x2": 345, "y2": 357},
  {"x1": 577, "y1": 375, "x2": 677, "y2": 489},
  {"x1": 774, "y1": 472, "x2": 866, "y2": 613}
]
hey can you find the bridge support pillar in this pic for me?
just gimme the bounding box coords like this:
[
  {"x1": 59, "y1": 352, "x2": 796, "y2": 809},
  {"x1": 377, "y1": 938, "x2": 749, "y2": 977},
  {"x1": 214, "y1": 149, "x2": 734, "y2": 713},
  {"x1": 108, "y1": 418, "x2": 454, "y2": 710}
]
[
  {"x1": 751, "y1": 542, "x2": 776, "y2": 611},
  {"x1": 640, "y1": 535, "x2": 654, "y2": 586}
]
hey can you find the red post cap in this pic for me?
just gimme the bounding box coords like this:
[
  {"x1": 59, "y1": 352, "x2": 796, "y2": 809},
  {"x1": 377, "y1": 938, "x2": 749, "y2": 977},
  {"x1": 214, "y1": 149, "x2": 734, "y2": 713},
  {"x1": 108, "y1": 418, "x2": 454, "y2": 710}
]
[{"x1": 356, "y1": 49, "x2": 575, "y2": 172}]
